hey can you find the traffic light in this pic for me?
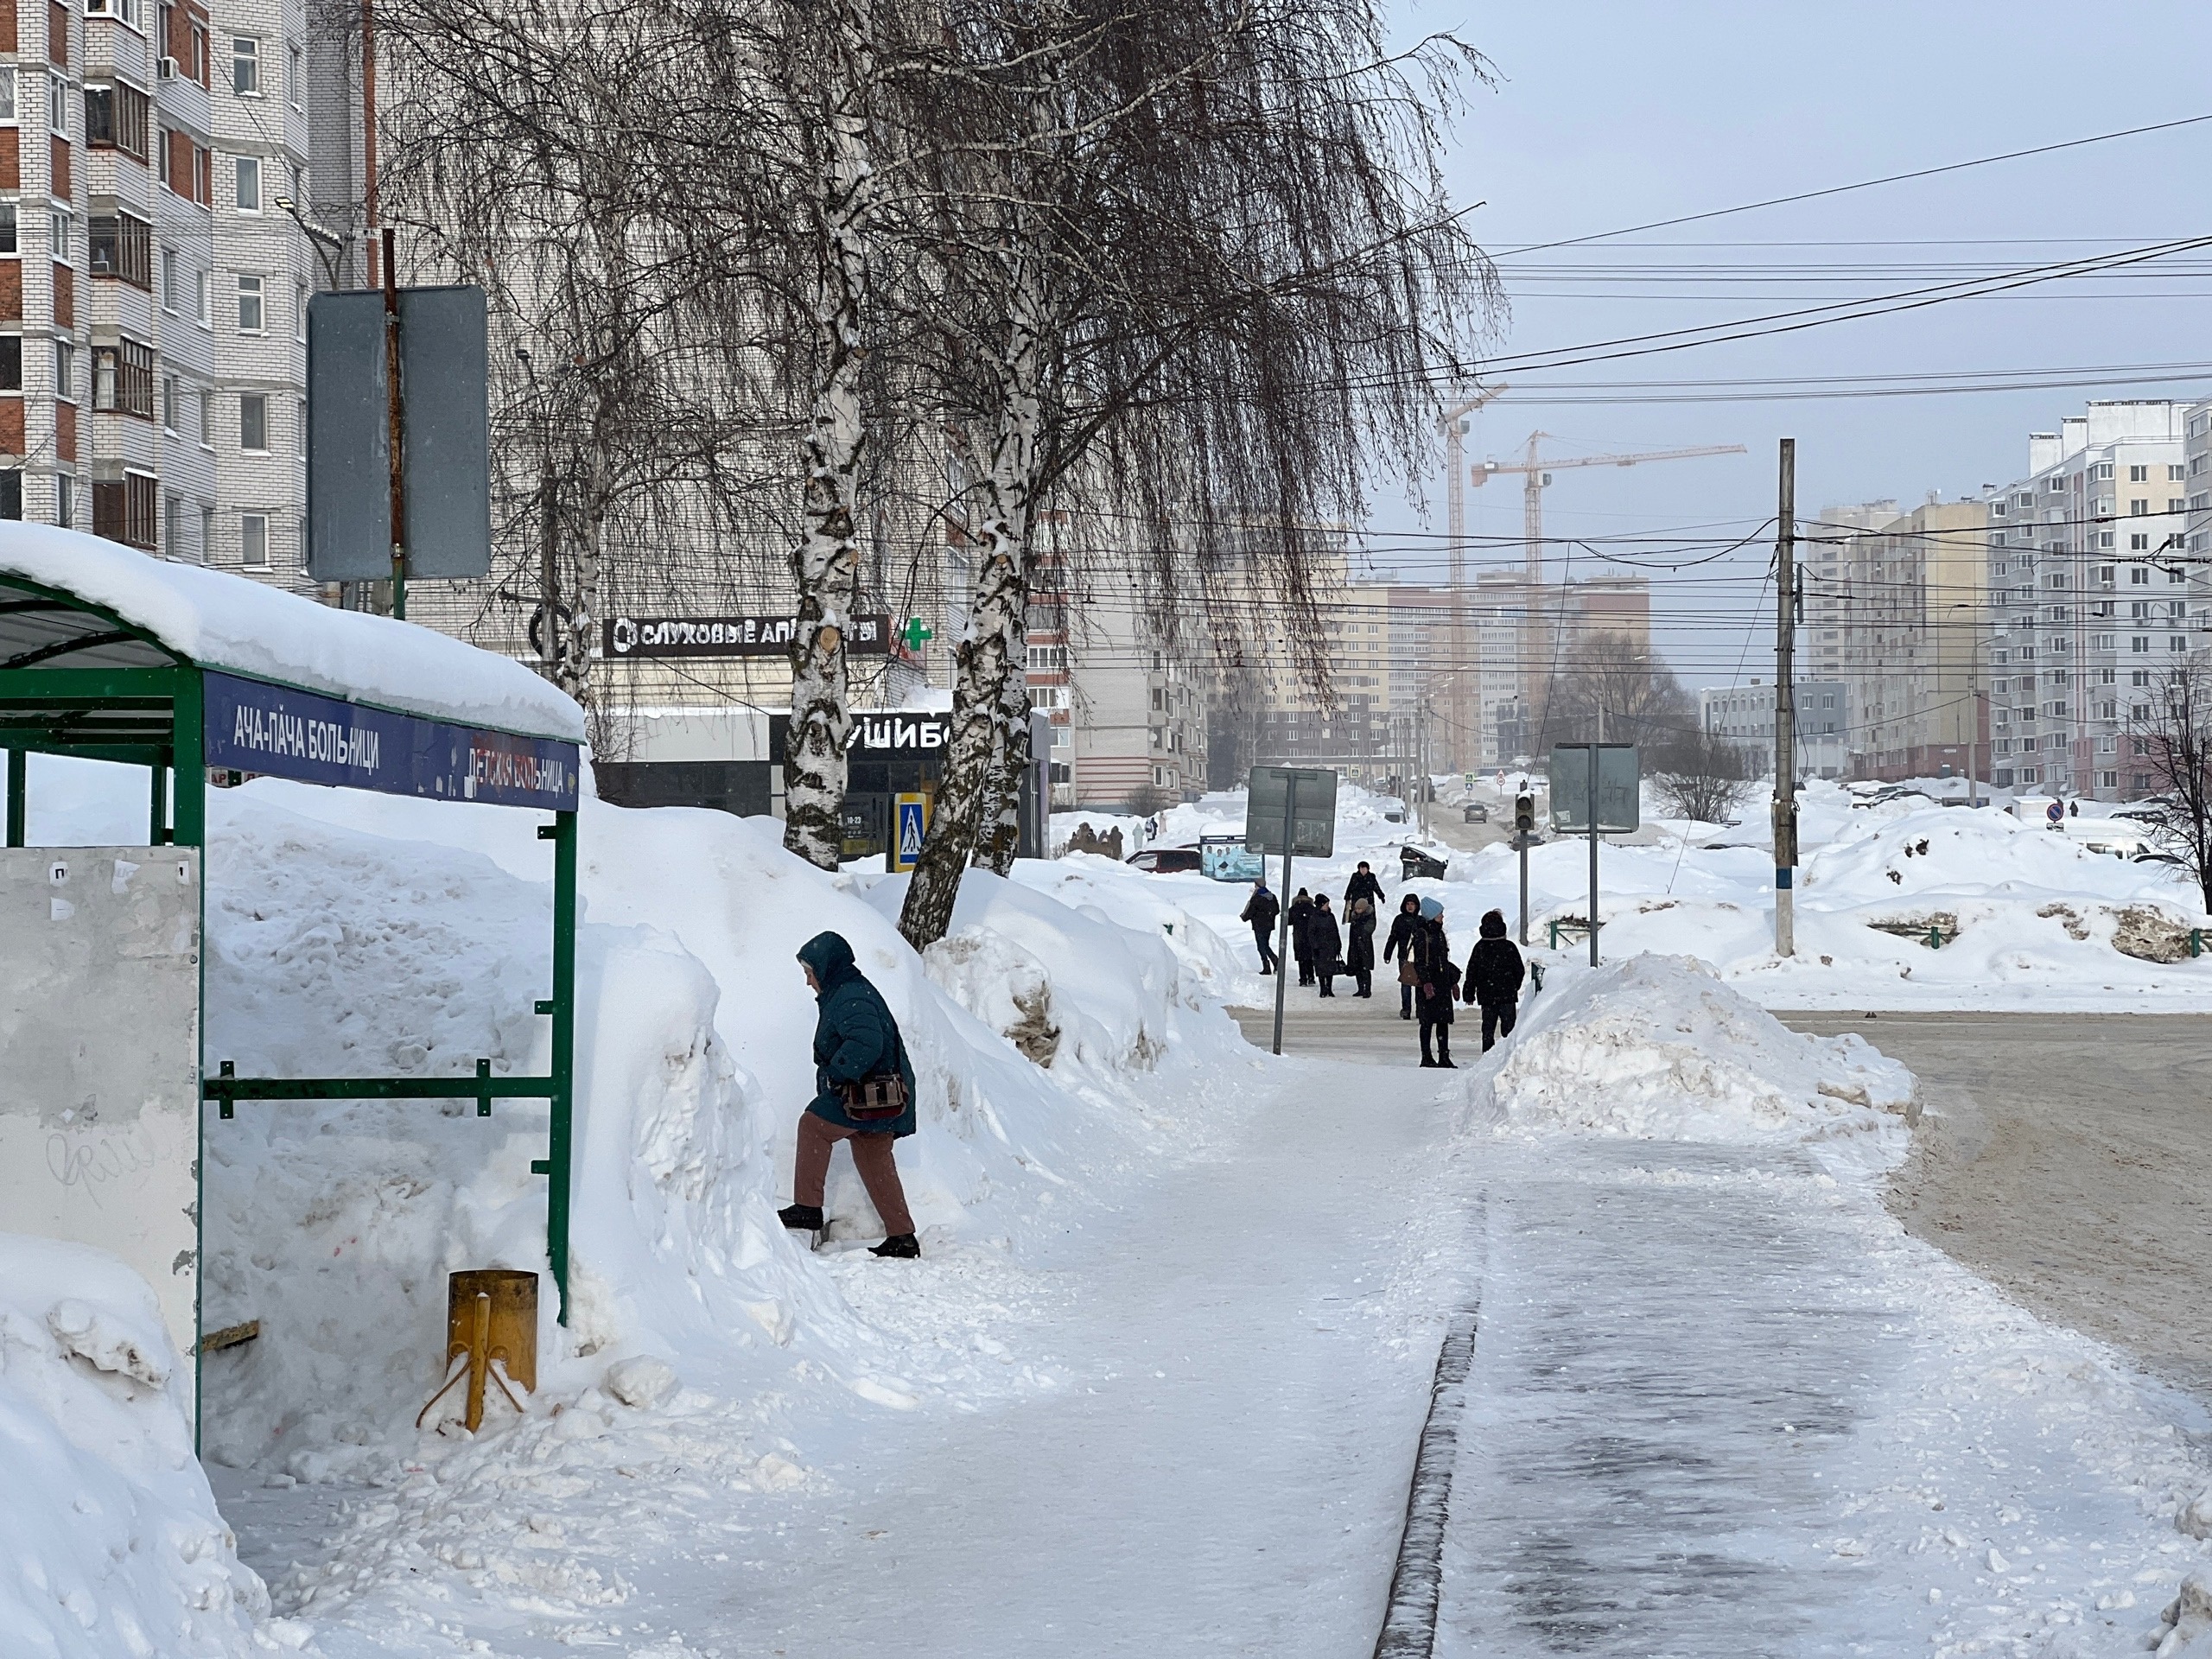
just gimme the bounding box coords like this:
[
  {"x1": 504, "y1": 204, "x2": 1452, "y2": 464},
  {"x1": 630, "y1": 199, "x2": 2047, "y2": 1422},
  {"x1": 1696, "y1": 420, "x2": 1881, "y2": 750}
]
[{"x1": 1515, "y1": 791, "x2": 1535, "y2": 835}]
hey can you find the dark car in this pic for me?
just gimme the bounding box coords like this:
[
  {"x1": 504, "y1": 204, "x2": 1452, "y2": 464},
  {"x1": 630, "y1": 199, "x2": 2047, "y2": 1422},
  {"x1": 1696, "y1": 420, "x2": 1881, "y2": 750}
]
[{"x1": 1127, "y1": 847, "x2": 1204, "y2": 874}]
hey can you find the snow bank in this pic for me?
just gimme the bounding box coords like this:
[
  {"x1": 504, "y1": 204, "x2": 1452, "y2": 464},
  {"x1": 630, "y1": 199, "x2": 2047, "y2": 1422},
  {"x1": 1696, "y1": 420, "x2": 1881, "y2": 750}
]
[
  {"x1": 0, "y1": 524, "x2": 582, "y2": 739},
  {"x1": 1471, "y1": 955, "x2": 1916, "y2": 1143},
  {"x1": 0, "y1": 1235, "x2": 267, "y2": 1658}
]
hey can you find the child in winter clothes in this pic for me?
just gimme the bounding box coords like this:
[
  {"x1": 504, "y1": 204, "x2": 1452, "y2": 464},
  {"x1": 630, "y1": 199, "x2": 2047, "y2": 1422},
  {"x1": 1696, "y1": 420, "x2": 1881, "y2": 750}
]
[{"x1": 1463, "y1": 908, "x2": 1525, "y2": 1051}]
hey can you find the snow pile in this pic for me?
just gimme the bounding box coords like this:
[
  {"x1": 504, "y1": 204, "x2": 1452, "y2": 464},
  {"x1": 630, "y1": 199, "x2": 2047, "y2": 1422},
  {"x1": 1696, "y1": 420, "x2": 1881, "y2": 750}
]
[
  {"x1": 0, "y1": 1235, "x2": 268, "y2": 1658},
  {"x1": 1472, "y1": 954, "x2": 1916, "y2": 1142},
  {"x1": 0, "y1": 524, "x2": 582, "y2": 739}
]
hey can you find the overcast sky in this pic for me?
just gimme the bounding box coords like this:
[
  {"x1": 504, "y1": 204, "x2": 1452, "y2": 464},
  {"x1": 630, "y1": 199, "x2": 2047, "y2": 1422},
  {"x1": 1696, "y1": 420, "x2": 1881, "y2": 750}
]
[{"x1": 1371, "y1": 2, "x2": 2212, "y2": 688}]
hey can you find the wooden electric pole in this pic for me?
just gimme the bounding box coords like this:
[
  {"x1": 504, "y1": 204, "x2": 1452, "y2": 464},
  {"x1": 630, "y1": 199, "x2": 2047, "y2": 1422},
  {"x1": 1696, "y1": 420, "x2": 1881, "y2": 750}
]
[{"x1": 1772, "y1": 438, "x2": 1797, "y2": 957}]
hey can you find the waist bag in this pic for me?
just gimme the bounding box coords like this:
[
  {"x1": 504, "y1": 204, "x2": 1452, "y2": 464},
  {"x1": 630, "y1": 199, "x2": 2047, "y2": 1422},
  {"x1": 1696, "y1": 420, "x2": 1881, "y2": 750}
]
[{"x1": 842, "y1": 1074, "x2": 908, "y2": 1121}]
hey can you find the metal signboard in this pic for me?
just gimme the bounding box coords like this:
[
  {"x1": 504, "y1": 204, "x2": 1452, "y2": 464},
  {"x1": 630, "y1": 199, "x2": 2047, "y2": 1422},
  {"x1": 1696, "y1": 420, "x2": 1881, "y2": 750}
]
[
  {"x1": 306, "y1": 286, "x2": 491, "y2": 582},
  {"x1": 1549, "y1": 743, "x2": 1640, "y2": 834},
  {"x1": 1198, "y1": 835, "x2": 1264, "y2": 883},
  {"x1": 0, "y1": 847, "x2": 202, "y2": 1406},
  {"x1": 890, "y1": 792, "x2": 930, "y2": 873},
  {"x1": 203, "y1": 671, "x2": 581, "y2": 811},
  {"x1": 1244, "y1": 765, "x2": 1338, "y2": 858},
  {"x1": 604, "y1": 613, "x2": 890, "y2": 659}
]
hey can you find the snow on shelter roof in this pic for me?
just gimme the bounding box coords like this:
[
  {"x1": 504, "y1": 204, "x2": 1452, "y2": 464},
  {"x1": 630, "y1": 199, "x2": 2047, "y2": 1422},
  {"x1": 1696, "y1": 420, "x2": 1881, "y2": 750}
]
[{"x1": 0, "y1": 525, "x2": 584, "y2": 741}]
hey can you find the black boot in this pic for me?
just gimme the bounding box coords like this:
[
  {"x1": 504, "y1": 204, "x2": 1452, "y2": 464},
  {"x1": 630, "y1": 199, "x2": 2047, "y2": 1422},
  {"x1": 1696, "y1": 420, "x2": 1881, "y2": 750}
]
[
  {"x1": 870, "y1": 1233, "x2": 921, "y2": 1259},
  {"x1": 778, "y1": 1203, "x2": 824, "y2": 1231}
]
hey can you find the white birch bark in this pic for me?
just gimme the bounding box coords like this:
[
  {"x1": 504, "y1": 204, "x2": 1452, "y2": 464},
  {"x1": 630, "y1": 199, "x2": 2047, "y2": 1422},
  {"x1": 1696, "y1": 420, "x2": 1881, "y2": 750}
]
[{"x1": 783, "y1": 0, "x2": 876, "y2": 870}]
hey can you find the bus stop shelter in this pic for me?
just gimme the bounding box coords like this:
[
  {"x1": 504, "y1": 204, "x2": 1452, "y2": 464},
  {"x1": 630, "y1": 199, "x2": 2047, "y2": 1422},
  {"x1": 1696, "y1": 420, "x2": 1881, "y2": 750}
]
[{"x1": 0, "y1": 526, "x2": 584, "y2": 1435}]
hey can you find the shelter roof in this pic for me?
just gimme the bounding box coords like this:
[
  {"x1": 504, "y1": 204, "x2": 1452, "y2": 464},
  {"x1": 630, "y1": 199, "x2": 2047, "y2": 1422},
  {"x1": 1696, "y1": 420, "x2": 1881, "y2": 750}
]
[{"x1": 0, "y1": 525, "x2": 583, "y2": 741}]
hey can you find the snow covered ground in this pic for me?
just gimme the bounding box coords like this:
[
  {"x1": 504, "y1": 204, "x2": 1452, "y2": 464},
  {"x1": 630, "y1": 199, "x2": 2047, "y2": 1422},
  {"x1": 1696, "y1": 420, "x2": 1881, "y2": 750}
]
[
  {"x1": 11, "y1": 753, "x2": 2212, "y2": 1656},
  {"x1": 1054, "y1": 778, "x2": 2212, "y2": 1013}
]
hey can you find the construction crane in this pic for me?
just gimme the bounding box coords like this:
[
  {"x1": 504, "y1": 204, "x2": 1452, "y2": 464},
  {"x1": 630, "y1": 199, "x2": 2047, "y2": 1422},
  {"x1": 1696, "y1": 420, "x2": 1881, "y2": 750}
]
[
  {"x1": 1436, "y1": 386, "x2": 1509, "y2": 772},
  {"x1": 1472, "y1": 431, "x2": 1747, "y2": 587}
]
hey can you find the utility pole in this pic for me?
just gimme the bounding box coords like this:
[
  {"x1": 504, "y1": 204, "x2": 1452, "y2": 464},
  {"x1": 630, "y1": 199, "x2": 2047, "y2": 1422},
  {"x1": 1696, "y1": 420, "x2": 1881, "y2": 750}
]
[{"x1": 1772, "y1": 438, "x2": 1798, "y2": 957}]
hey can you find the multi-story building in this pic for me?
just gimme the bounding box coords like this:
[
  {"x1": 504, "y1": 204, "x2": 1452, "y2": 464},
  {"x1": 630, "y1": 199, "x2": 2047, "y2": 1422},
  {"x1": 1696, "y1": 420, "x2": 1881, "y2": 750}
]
[
  {"x1": 1980, "y1": 402, "x2": 2206, "y2": 798},
  {"x1": 0, "y1": 0, "x2": 311, "y2": 575},
  {"x1": 1698, "y1": 677, "x2": 1846, "y2": 780},
  {"x1": 1828, "y1": 493, "x2": 1988, "y2": 783}
]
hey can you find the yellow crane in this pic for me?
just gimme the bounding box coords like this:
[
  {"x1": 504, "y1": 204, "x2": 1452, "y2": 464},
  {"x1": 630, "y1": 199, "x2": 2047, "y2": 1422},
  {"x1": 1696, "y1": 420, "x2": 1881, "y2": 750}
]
[{"x1": 1472, "y1": 431, "x2": 1747, "y2": 586}]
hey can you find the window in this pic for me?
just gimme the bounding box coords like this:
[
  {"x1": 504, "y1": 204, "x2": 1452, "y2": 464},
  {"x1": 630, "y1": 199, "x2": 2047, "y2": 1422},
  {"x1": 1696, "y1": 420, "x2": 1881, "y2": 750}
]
[
  {"x1": 88, "y1": 211, "x2": 151, "y2": 288},
  {"x1": 287, "y1": 41, "x2": 301, "y2": 108},
  {"x1": 2133, "y1": 772, "x2": 2152, "y2": 792},
  {"x1": 92, "y1": 338, "x2": 153, "y2": 416},
  {"x1": 194, "y1": 268, "x2": 209, "y2": 326},
  {"x1": 233, "y1": 155, "x2": 260, "y2": 212},
  {"x1": 163, "y1": 491, "x2": 178, "y2": 556},
  {"x1": 2130, "y1": 464, "x2": 2149, "y2": 483},
  {"x1": 47, "y1": 71, "x2": 67, "y2": 137},
  {"x1": 0, "y1": 206, "x2": 15, "y2": 256},
  {"x1": 92, "y1": 472, "x2": 156, "y2": 550},
  {"x1": 48, "y1": 207, "x2": 69, "y2": 263},
  {"x1": 0, "y1": 67, "x2": 16, "y2": 123},
  {"x1": 2131, "y1": 499, "x2": 2150, "y2": 516},
  {"x1": 2132, "y1": 563, "x2": 2151, "y2": 582},
  {"x1": 53, "y1": 340, "x2": 72, "y2": 400},
  {"x1": 82, "y1": 83, "x2": 148, "y2": 161},
  {"x1": 239, "y1": 511, "x2": 267, "y2": 567},
  {"x1": 231, "y1": 35, "x2": 258, "y2": 96},
  {"x1": 2172, "y1": 464, "x2": 2189, "y2": 482},
  {"x1": 2131, "y1": 533, "x2": 2150, "y2": 551},
  {"x1": 160, "y1": 245, "x2": 175, "y2": 308},
  {"x1": 2171, "y1": 498, "x2": 2188, "y2": 515},
  {"x1": 236, "y1": 272, "x2": 262, "y2": 332},
  {"x1": 54, "y1": 473, "x2": 73, "y2": 529},
  {"x1": 238, "y1": 391, "x2": 266, "y2": 450},
  {"x1": 86, "y1": 0, "x2": 143, "y2": 27},
  {"x1": 0, "y1": 469, "x2": 18, "y2": 520},
  {"x1": 0, "y1": 337, "x2": 18, "y2": 391},
  {"x1": 2094, "y1": 462, "x2": 2115, "y2": 481},
  {"x1": 294, "y1": 279, "x2": 306, "y2": 340},
  {"x1": 190, "y1": 22, "x2": 207, "y2": 86},
  {"x1": 161, "y1": 372, "x2": 175, "y2": 429}
]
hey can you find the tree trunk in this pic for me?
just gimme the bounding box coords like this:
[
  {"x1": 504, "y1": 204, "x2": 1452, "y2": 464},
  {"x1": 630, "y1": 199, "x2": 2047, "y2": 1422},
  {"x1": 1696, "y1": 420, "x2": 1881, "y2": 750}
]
[
  {"x1": 975, "y1": 640, "x2": 1033, "y2": 875},
  {"x1": 783, "y1": 0, "x2": 875, "y2": 871},
  {"x1": 562, "y1": 437, "x2": 604, "y2": 709},
  {"x1": 897, "y1": 266, "x2": 1045, "y2": 946}
]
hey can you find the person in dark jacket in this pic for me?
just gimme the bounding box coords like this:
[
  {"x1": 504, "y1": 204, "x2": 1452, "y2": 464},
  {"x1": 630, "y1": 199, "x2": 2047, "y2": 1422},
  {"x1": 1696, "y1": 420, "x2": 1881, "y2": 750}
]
[
  {"x1": 1288, "y1": 888, "x2": 1317, "y2": 984},
  {"x1": 1344, "y1": 894, "x2": 1378, "y2": 997},
  {"x1": 1240, "y1": 879, "x2": 1281, "y2": 975},
  {"x1": 1412, "y1": 899, "x2": 1459, "y2": 1067},
  {"x1": 1309, "y1": 894, "x2": 1344, "y2": 996},
  {"x1": 1462, "y1": 908, "x2": 1526, "y2": 1052},
  {"x1": 1382, "y1": 893, "x2": 1423, "y2": 1020},
  {"x1": 778, "y1": 931, "x2": 922, "y2": 1258},
  {"x1": 1344, "y1": 861, "x2": 1385, "y2": 915}
]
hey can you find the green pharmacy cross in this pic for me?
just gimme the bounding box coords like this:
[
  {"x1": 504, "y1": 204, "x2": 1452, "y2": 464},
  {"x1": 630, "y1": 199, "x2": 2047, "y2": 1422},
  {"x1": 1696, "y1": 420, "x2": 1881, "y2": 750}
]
[{"x1": 898, "y1": 618, "x2": 932, "y2": 652}]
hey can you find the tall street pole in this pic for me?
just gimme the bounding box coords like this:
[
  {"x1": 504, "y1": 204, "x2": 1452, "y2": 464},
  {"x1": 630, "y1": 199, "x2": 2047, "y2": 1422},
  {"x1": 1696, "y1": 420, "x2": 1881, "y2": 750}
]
[
  {"x1": 1773, "y1": 438, "x2": 1798, "y2": 957},
  {"x1": 1271, "y1": 777, "x2": 1296, "y2": 1057}
]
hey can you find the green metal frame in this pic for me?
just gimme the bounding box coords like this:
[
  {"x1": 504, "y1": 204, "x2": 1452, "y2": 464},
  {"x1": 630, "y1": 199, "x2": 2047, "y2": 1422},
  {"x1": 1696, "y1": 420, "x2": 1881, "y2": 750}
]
[{"x1": 0, "y1": 574, "x2": 582, "y2": 1450}]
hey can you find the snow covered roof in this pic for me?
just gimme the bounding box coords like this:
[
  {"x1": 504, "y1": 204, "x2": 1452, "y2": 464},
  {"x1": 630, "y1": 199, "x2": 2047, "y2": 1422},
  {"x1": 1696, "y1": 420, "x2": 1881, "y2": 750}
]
[{"x1": 0, "y1": 524, "x2": 583, "y2": 741}]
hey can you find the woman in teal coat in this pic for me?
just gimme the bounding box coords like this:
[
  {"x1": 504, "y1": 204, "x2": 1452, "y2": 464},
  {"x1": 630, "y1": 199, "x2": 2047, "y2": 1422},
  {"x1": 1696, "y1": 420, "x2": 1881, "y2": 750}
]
[{"x1": 777, "y1": 931, "x2": 921, "y2": 1257}]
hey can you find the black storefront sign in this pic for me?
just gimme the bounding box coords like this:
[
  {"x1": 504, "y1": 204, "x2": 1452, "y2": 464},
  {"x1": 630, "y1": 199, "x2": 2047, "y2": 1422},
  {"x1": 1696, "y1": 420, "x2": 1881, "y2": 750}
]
[{"x1": 603, "y1": 613, "x2": 891, "y2": 658}]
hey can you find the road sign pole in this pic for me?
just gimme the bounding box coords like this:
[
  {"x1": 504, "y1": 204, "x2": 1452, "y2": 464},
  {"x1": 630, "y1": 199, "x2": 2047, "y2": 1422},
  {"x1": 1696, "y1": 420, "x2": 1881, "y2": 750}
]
[
  {"x1": 1518, "y1": 835, "x2": 1529, "y2": 947},
  {"x1": 1586, "y1": 744, "x2": 1600, "y2": 968},
  {"x1": 1272, "y1": 777, "x2": 1296, "y2": 1056}
]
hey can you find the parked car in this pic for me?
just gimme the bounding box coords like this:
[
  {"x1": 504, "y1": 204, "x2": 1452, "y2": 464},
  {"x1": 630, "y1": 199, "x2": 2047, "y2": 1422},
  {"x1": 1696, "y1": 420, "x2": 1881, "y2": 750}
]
[
  {"x1": 2133, "y1": 849, "x2": 2185, "y2": 868},
  {"x1": 1126, "y1": 847, "x2": 1203, "y2": 874}
]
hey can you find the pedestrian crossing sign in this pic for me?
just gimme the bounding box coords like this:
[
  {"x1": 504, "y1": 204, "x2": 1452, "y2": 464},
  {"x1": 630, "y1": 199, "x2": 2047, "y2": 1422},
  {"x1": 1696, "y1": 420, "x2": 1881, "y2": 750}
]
[{"x1": 891, "y1": 792, "x2": 930, "y2": 873}]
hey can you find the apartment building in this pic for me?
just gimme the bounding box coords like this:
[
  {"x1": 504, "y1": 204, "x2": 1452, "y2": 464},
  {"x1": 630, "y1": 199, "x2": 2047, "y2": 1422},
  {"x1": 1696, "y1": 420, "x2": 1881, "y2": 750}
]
[
  {"x1": 1827, "y1": 494, "x2": 1988, "y2": 783},
  {"x1": 0, "y1": 0, "x2": 308, "y2": 571},
  {"x1": 1698, "y1": 677, "x2": 1846, "y2": 780},
  {"x1": 1980, "y1": 402, "x2": 2206, "y2": 798}
]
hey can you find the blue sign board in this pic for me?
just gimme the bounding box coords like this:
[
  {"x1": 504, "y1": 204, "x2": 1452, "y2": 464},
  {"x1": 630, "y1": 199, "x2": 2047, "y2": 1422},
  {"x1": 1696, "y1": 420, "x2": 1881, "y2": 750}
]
[{"x1": 203, "y1": 671, "x2": 581, "y2": 811}]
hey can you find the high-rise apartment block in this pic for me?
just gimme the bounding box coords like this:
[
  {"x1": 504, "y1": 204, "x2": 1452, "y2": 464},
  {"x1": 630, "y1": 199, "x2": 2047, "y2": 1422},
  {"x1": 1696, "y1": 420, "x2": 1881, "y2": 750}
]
[{"x1": 0, "y1": 0, "x2": 309, "y2": 575}]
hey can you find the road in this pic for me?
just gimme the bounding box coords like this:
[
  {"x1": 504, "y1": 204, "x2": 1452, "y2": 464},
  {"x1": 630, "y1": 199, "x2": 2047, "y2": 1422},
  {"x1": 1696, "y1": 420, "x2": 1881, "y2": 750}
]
[{"x1": 1779, "y1": 1009, "x2": 2212, "y2": 1399}]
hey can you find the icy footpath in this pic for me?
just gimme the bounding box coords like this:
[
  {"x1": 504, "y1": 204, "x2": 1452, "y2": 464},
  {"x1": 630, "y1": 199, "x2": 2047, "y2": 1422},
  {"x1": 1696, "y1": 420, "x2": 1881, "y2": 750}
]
[{"x1": 1436, "y1": 957, "x2": 2212, "y2": 1658}]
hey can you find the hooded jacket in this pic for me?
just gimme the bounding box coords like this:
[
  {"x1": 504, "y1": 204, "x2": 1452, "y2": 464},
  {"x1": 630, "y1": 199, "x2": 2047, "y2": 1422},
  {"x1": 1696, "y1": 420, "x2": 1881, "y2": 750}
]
[
  {"x1": 1464, "y1": 912, "x2": 1526, "y2": 1007},
  {"x1": 1382, "y1": 899, "x2": 1423, "y2": 964},
  {"x1": 797, "y1": 931, "x2": 918, "y2": 1136},
  {"x1": 1241, "y1": 886, "x2": 1281, "y2": 931}
]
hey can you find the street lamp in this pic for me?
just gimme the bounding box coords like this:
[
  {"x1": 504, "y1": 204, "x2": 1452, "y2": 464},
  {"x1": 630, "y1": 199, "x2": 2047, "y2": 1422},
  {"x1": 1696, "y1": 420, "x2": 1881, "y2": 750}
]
[{"x1": 1948, "y1": 601, "x2": 1986, "y2": 807}]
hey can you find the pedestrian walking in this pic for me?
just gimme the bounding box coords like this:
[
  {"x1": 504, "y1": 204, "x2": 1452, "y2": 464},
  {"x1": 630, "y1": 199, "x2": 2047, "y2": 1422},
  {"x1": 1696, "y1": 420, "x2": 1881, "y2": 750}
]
[
  {"x1": 1345, "y1": 894, "x2": 1377, "y2": 998},
  {"x1": 777, "y1": 931, "x2": 922, "y2": 1259},
  {"x1": 1382, "y1": 893, "x2": 1423, "y2": 1020},
  {"x1": 1288, "y1": 888, "x2": 1317, "y2": 985},
  {"x1": 1344, "y1": 861, "x2": 1385, "y2": 914},
  {"x1": 1310, "y1": 894, "x2": 1344, "y2": 996},
  {"x1": 1411, "y1": 899, "x2": 1459, "y2": 1067},
  {"x1": 1462, "y1": 907, "x2": 1526, "y2": 1052},
  {"x1": 1240, "y1": 878, "x2": 1281, "y2": 975}
]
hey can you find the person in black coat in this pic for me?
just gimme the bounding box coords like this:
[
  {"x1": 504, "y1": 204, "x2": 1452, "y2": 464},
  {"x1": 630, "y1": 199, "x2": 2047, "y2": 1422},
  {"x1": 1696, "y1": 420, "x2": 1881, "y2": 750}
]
[
  {"x1": 1381, "y1": 893, "x2": 1423, "y2": 1020},
  {"x1": 1462, "y1": 907, "x2": 1526, "y2": 1052},
  {"x1": 1240, "y1": 880, "x2": 1281, "y2": 975},
  {"x1": 1344, "y1": 861, "x2": 1385, "y2": 914},
  {"x1": 1411, "y1": 902, "x2": 1459, "y2": 1066},
  {"x1": 1344, "y1": 895, "x2": 1378, "y2": 997},
  {"x1": 1309, "y1": 894, "x2": 1344, "y2": 996},
  {"x1": 1287, "y1": 889, "x2": 1317, "y2": 984}
]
